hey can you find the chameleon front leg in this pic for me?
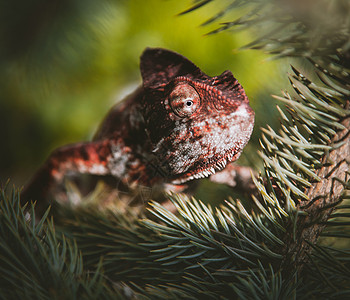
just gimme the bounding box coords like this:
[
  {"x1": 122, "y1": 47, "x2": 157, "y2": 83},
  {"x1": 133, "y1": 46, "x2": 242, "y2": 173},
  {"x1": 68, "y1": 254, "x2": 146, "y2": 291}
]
[
  {"x1": 209, "y1": 164, "x2": 257, "y2": 196},
  {"x1": 21, "y1": 139, "x2": 113, "y2": 215}
]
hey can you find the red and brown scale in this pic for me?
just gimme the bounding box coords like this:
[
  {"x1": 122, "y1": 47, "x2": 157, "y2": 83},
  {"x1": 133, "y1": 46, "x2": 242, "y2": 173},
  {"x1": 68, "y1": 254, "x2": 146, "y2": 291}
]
[{"x1": 21, "y1": 48, "x2": 255, "y2": 211}]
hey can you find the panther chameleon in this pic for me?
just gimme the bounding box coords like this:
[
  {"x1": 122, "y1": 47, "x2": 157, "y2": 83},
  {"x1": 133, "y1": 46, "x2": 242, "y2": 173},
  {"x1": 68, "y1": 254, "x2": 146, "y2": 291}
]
[{"x1": 21, "y1": 48, "x2": 255, "y2": 213}]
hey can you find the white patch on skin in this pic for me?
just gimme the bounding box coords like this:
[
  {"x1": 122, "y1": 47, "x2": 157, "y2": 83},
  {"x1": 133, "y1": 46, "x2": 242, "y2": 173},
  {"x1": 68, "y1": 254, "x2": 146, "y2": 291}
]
[
  {"x1": 108, "y1": 144, "x2": 130, "y2": 177},
  {"x1": 77, "y1": 163, "x2": 108, "y2": 175},
  {"x1": 210, "y1": 167, "x2": 237, "y2": 187},
  {"x1": 232, "y1": 105, "x2": 248, "y2": 117},
  {"x1": 155, "y1": 104, "x2": 253, "y2": 177}
]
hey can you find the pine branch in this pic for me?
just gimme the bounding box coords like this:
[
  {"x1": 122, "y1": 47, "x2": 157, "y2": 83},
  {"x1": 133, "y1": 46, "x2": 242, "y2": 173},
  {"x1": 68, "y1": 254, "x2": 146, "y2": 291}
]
[
  {"x1": 0, "y1": 185, "x2": 126, "y2": 299},
  {"x1": 183, "y1": 0, "x2": 350, "y2": 291},
  {"x1": 54, "y1": 191, "x2": 294, "y2": 297},
  {"x1": 184, "y1": 0, "x2": 350, "y2": 59},
  {"x1": 282, "y1": 114, "x2": 350, "y2": 272},
  {"x1": 136, "y1": 262, "x2": 296, "y2": 300}
]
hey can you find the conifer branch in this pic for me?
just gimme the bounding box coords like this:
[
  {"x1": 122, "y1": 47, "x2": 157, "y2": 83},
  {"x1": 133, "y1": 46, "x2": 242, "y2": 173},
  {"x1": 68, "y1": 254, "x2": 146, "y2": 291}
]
[
  {"x1": 184, "y1": 0, "x2": 350, "y2": 289},
  {"x1": 282, "y1": 115, "x2": 350, "y2": 272},
  {"x1": 0, "y1": 185, "x2": 126, "y2": 299}
]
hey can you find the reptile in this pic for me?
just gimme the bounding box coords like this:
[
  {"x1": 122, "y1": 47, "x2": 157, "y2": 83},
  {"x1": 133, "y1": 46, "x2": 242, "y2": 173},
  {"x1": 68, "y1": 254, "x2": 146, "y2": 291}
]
[{"x1": 21, "y1": 48, "x2": 255, "y2": 213}]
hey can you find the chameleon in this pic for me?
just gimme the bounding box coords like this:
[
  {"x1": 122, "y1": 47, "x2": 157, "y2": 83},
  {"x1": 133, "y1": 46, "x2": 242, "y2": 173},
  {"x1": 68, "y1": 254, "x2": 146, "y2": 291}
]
[{"x1": 21, "y1": 48, "x2": 255, "y2": 213}]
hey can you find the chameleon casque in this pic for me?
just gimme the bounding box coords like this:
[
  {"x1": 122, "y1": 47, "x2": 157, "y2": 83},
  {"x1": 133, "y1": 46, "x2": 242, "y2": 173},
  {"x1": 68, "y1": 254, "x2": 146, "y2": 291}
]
[{"x1": 21, "y1": 48, "x2": 255, "y2": 212}]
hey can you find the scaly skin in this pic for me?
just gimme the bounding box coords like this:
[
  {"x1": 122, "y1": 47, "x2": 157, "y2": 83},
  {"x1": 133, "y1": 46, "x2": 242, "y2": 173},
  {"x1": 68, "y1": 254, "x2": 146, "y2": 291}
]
[{"x1": 21, "y1": 48, "x2": 255, "y2": 213}]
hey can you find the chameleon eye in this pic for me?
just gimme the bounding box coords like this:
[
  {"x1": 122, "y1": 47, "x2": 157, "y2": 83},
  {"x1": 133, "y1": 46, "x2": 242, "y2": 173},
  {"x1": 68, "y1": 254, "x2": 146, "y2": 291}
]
[{"x1": 169, "y1": 83, "x2": 200, "y2": 117}]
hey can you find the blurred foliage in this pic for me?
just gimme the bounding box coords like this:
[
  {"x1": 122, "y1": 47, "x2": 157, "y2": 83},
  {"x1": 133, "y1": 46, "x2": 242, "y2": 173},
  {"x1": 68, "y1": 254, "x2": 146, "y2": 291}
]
[{"x1": 0, "y1": 0, "x2": 285, "y2": 187}]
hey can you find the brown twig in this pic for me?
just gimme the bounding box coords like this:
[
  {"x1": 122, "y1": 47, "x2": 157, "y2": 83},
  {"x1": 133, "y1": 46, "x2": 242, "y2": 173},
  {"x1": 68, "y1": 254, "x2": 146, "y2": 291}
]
[{"x1": 282, "y1": 113, "x2": 350, "y2": 272}]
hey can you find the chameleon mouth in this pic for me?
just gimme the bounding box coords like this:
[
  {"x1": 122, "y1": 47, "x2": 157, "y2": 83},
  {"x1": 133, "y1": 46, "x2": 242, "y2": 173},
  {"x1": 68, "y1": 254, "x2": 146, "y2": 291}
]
[{"x1": 171, "y1": 148, "x2": 239, "y2": 184}]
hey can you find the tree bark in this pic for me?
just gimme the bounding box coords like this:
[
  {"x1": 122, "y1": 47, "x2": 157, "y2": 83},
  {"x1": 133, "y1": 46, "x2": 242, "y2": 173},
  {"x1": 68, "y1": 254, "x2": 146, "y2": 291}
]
[{"x1": 282, "y1": 113, "x2": 350, "y2": 272}]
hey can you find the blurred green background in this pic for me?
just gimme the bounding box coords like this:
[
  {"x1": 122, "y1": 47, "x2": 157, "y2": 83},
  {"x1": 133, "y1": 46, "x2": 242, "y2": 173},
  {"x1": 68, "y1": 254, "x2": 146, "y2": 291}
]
[{"x1": 0, "y1": 0, "x2": 286, "y2": 189}]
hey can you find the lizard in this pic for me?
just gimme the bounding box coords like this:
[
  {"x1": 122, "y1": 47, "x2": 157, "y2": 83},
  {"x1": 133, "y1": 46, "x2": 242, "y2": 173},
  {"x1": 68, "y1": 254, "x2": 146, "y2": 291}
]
[{"x1": 21, "y1": 48, "x2": 255, "y2": 214}]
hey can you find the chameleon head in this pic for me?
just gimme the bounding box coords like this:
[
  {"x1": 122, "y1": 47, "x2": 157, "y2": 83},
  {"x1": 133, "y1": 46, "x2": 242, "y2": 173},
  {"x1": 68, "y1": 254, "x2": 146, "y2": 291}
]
[{"x1": 140, "y1": 48, "x2": 255, "y2": 183}]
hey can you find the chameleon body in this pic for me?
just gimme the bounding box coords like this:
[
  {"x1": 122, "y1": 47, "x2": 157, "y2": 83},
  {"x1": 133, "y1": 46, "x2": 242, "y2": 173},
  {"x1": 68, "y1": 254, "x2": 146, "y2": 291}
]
[{"x1": 21, "y1": 48, "x2": 255, "y2": 210}]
